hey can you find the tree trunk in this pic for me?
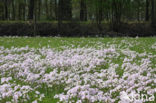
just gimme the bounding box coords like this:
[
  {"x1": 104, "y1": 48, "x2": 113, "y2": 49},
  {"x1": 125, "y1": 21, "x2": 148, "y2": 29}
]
[
  {"x1": 22, "y1": 0, "x2": 26, "y2": 20},
  {"x1": 34, "y1": 0, "x2": 37, "y2": 36},
  {"x1": 45, "y1": 0, "x2": 49, "y2": 20},
  {"x1": 97, "y1": 0, "x2": 103, "y2": 32},
  {"x1": 54, "y1": 0, "x2": 58, "y2": 20},
  {"x1": 18, "y1": 3, "x2": 22, "y2": 20},
  {"x1": 145, "y1": 0, "x2": 149, "y2": 21},
  {"x1": 96, "y1": 0, "x2": 103, "y2": 24},
  {"x1": 99, "y1": 0, "x2": 103, "y2": 23},
  {"x1": 58, "y1": 0, "x2": 63, "y2": 33},
  {"x1": 28, "y1": 0, "x2": 34, "y2": 20},
  {"x1": 64, "y1": 0, "x2": 72, "y2": 20},
  {"x1": 0, "y1": 1, "x2": 4, "y2": 20},
  {"x1": 137, "y1": 7, "x2": 140, "y2": 22},
  {"x1": 12, "y1": 0, "x2": 15, "y2": 20},
  {"x1": 151, "y1": 0, "x2": 156, "y2": 27},
  {"x1": 60, "y1": 0, "x2": 72, "y2": 20},
  {"x1": 38, "y1": 0, "x2": 41, "y2": 20},
  {"x1": 112, "y1": 0, "x2": 122, "y2": 32},
  {"x1": 4, "y1": 0, "x2": 8, "y2": 20},
  {"x1": 49, "y1": 0, "x2": 53, "y2": 20},
  {"x1": 80, "y1": 0, "x2": 87, "y2": 21}
]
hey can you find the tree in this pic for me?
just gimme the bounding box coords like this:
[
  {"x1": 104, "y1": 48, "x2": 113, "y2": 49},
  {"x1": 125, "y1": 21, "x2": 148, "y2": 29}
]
[
  {"x1": 18, "y1": 1, "x2": 22, "y2": 20},
  {"x1": 11, "y1": 0, "x2": 15, "y2": 20},
  {"x1": 151, "y1": 0, "x2": 156, "y2": 27},
  {"x1": 145, "y1": 0, "x2": 149, "y2": 21},
  {"x1": 34, "y1": 0, "x2": 37, "y2": 36},
  {"x1": 45, "y1": 0, "x2": 49, "y2": 20},
  {"x1": 37, "y1": 0, "x2": 41, "y2": 20},
  {"x1": 58, "y1": 0, "x2": 63, "y2": 33},
  {"x1": 0, "y1": 0, "x2": 153, "y2": 26},
  {"x1": 54, "y1": 0, "x2": 58, "y2": 20},
  {"x1": 4, "y1": 0, "x2": 8, "y2": 20},
  {"x1": 64, "y1": 0, "x2": 72, "y2": 20},
  {"x1": 96, "y1": 0, "x2": 103, "y2": 25},
  {"x1": 80, "y1": 0, "x2": 87, "y2": 21},
  {"x1": 49, "y1": 0, "x2": 53, "y2": 20},
  {"x1": 28, "y1": 0, "x2": 34, "y2": 20},
  {"x1": 112, "y1": 0, "x2": 122, "y2": 32},
  {"x1": 22, "y1": 0, "x2": 26, "y2": 20},
  {"x1": 60, "y1": 0, "x2": 72, "y2": 20},
  {"x1": 0, "y1": 1, "x2": 4, "y2": 20}
]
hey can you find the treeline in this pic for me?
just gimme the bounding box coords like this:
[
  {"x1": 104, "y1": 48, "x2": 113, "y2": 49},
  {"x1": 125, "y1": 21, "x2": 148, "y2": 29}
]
[{"x1": 0, "y1": 0, "x2": 156, "y2": 36}]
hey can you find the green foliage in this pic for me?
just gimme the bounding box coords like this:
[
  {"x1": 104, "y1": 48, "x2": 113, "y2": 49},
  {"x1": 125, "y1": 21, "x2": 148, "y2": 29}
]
[{"x1": 0, "y1": 0, "x2": 151, "y2": 22}]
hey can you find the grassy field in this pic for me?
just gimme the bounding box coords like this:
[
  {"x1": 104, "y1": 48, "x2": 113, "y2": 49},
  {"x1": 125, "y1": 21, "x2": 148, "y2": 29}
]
[
  {"x1": 0, "y1": 37, "x2": 155, "y2": 51},
  {"x1": 0, "y1": 37, "x2": 155, "y2": 103}
]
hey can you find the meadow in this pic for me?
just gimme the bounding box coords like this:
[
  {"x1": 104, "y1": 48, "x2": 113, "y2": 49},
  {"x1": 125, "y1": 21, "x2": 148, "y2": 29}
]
[{"x1": 0, "y1": 37, "x2": 155, "y2": 103}]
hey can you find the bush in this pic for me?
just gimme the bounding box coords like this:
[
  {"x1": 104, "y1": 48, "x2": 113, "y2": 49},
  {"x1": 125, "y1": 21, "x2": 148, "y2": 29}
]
[{"x1": 0, "y1": 22, "x2": 155, "y2": 37}]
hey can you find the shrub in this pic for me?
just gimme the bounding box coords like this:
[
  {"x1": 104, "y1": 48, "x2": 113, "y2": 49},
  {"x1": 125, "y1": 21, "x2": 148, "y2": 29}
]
[{"x1": 0, "y1": 22, "x2": 155, "y2": 37}]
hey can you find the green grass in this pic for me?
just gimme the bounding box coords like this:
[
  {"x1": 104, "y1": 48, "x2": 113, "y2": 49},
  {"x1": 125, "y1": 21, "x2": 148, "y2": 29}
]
[{"x1": 0, "y1": 37, "x2": 155, "y2": 51}]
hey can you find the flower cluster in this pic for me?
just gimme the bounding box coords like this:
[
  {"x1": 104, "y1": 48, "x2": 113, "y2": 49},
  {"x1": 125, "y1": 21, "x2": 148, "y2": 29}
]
[{"x1": 0, "y1": 39, "x2": 155, "y2": 103}]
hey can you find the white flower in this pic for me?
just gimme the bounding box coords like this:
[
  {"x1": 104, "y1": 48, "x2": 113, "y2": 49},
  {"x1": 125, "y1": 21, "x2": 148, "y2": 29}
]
[{"x1": 32, "y1": 100, "x2": 38, "y2": 103}]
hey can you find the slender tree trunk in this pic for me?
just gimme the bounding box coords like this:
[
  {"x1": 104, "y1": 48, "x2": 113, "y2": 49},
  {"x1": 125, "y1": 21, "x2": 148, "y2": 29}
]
[
  {"x1": 65, "y1": 0, "x2": 72, "y2": 20},
  {"x1": 98, "y1": 0, "x2": 103, "y2": 33},
  {"x1": 12, "y1": 0, "x2": 15, "y2": 20},
  {"x1": 28, "y1": 0, "x2": 34, "y2": 20},
  {"x1": 68, "y1": 0, "x2": 72, "y2": 20},
  {"x1": 0, "y1": 1, "x2": 4, "y2": 20},
  {"x1": 137, "y1": 7, "x2": 140, "y2": 22},
  {"x1": 45, "y1": 0, "x2": 49, "y2": 20},
  {"x1": 22, "y1": 0, "x2": 26, "y2": 20},
  {"x1": 60, "y1": 0, "x2": 72, "y2": 20},
  {"x1": 38, "y1": 0, "x2": 41, "y2": 20},
  {"x1": 0, "y1": 4, "x2": 2, "y2": 20},
  {"x1": 49, "y1": 0, "x2": 53, "y2": 20},
  {"x1": 112, "y1": 0, "x2": 122, "y2": 32},
  {"x1": 54, "y1": 0, "x2": 57, "y2": 20},
  {"x1": 58, "y1": 0, "x2": 63, "y2": 33},
  {"x1": 34, "y1": 0, "x2": 37, "y2": 36},
  {"x1": 80, "y1": 0, "x2": 87, "y2": 21},
  {"x1": 151, "y1": 0, "x2": 156, "y2": 27},
  {"x1": 99, "y1": 0, "x2": 103, "y2": 23},
  {"x1": 145, "y1": 0, "x2": 149, "y2": 21},
  {"x1": 96, "y1": 0, "x2": 101, "y2": 24},
  {"x1": 4, "y1": 0, "x2": 8, "y2": 20},
  {"x1": 18, "y1": 3, "x2": 22, "y2": 20}
]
